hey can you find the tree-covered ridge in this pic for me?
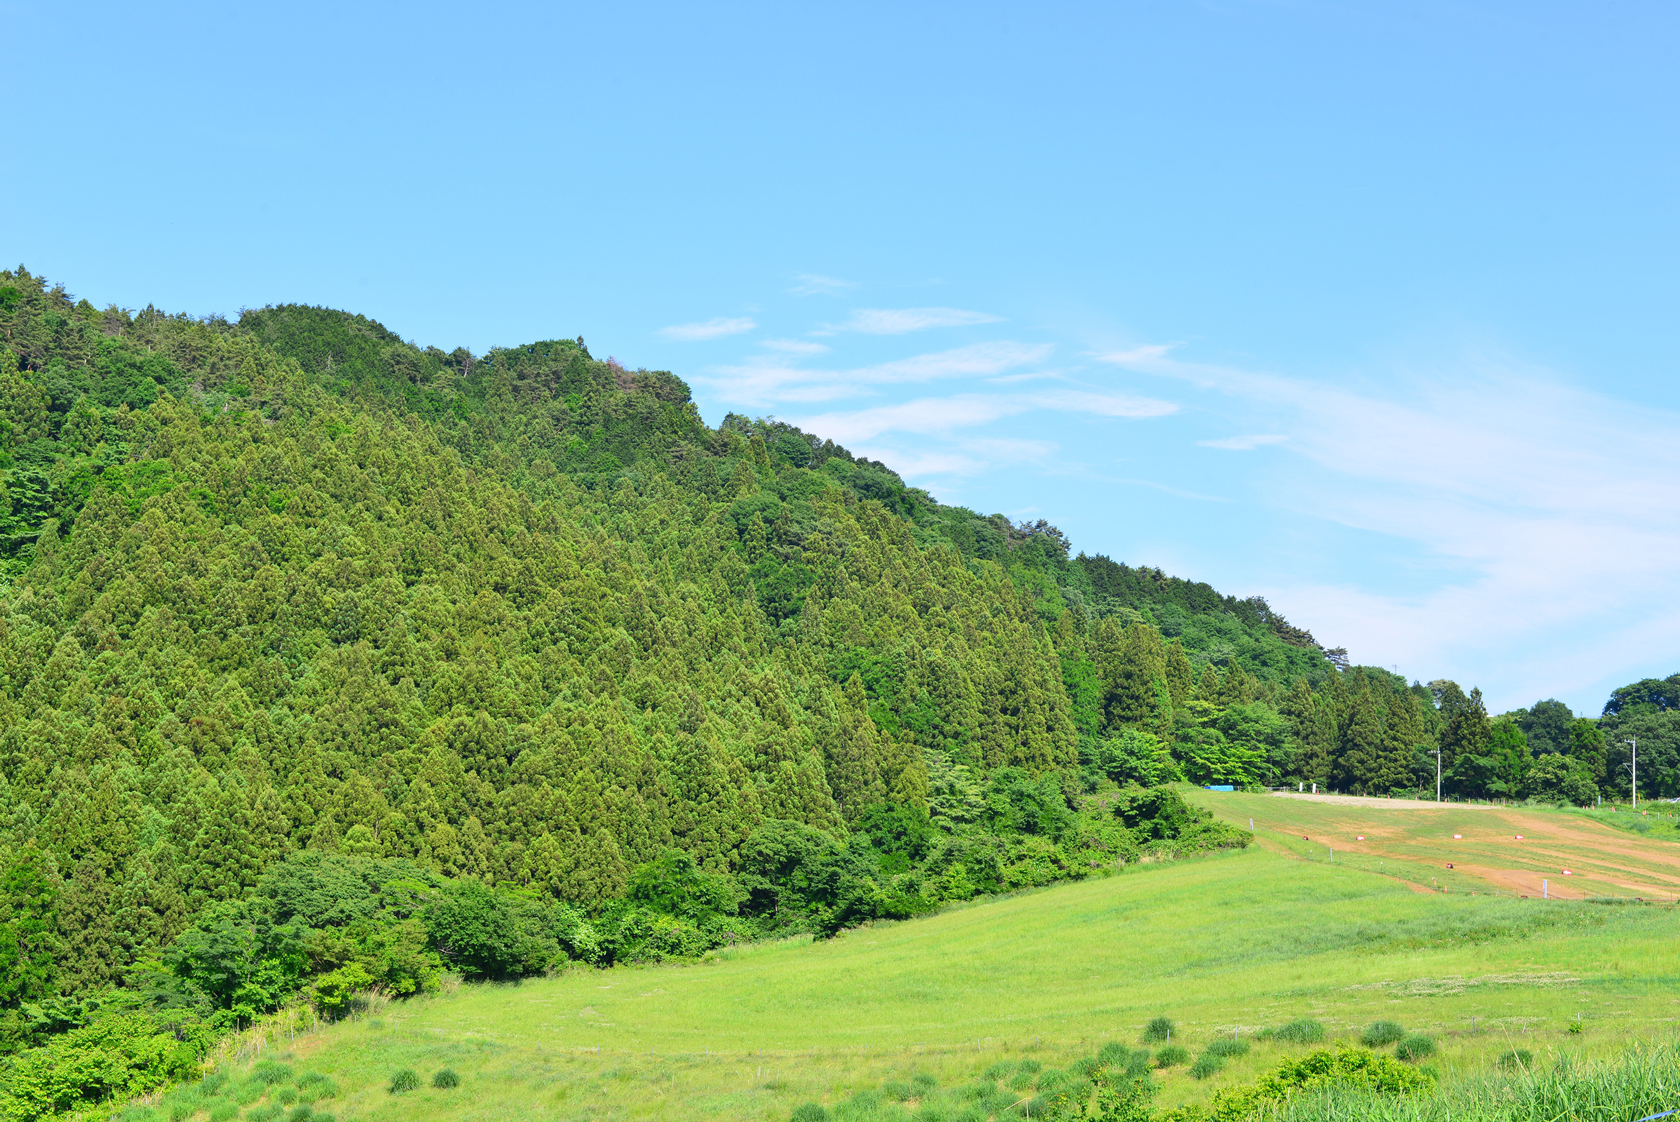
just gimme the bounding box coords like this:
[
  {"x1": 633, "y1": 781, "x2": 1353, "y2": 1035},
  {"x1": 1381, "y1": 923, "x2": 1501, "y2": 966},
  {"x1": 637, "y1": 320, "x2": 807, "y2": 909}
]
[{"x1": 0, "y1": 265, "x2": 1643, "y2": 1118}]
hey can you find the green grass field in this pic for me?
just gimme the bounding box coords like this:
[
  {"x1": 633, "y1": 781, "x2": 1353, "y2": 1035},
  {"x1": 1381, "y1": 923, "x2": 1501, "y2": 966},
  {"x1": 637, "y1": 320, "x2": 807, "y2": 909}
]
[{"x1": 169, "y1": 817, "x2": 1680, "y2": 1122}]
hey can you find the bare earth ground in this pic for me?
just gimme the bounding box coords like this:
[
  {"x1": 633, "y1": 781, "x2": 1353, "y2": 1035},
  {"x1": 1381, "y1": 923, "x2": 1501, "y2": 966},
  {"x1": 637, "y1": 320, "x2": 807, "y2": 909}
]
[
  {"x1": 1268, "y1": 792, "x2": 1503, "y2": 810},
  {"x1": 1194, "y1": 791, "x2": 1680, "y2": 901}
]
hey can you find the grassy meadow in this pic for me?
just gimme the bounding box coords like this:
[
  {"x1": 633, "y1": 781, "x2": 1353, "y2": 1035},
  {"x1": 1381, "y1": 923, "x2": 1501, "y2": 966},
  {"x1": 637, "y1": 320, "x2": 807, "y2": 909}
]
[{"x1": 147, "y1": 810, "x2": 1680, "y2": 1122}]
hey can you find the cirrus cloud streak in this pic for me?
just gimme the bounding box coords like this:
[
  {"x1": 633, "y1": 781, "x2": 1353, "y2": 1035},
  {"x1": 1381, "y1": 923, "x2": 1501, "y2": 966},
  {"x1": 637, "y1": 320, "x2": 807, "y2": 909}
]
[{"x1": 1097, "y1": 343, "x2": 1680, "y2": 712}]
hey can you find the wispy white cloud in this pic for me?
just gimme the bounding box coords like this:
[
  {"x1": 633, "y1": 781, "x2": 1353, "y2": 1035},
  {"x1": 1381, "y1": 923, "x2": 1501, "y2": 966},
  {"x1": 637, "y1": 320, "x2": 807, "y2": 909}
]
[
  {"x1": 848, "y1": 447, "x2": 992, "y2": 478},
  {"x1": 701, "y1": 341, "x2": 1053, "y2": 406},
  {"x1": 1199, "y1": 434, "x2": 1288, "y2": 450},
  {"x1": 823, "y1": 307, "x2": 1004, "y2": 335},
  {"x1": 793, "y1": 394, "x2": 1028, "y2": 443},
  {"x1": 1097, "y1": 343, "x2": 1680, "y2": 711},
  {"x1": 786, "y1": 389, "x2": 1176, "y2": 445},
  {"x1": 759, "y1": 338, "x2": 830, "y2": 355},
  {"x1": 790, "y1": 274, "x2": 855, "y2": 296},
  {"x1": 1034, "y1": 389, "x2": 1179, "y2": 419},
  {"x1": 658, "y1": 316, "x2": 756, "y2": 342},
  {"x1": 847, "y1": 437, "x2": 1061, "y2": 482}
]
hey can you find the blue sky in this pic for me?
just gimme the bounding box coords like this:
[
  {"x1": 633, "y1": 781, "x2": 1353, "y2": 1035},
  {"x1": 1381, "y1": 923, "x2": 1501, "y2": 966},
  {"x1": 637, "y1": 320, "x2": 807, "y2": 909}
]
[{"x1": 7, "y1": 1, "x2": 1678, "y2": 716}]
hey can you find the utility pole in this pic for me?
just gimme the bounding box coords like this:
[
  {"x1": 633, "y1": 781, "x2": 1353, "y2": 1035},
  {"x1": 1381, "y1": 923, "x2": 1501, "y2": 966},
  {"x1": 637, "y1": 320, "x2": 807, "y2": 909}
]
[{"x1": 1431, "y1": 748, "x2": 1442, "y2": 802}]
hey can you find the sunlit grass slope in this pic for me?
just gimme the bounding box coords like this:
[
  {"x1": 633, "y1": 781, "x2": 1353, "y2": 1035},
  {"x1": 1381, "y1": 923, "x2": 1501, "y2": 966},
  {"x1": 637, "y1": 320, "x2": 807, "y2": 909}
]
[
  {"x1": 1192, "y1": 790, "x2": 1680, "y2": 901},
  {"x1": 191, "y1": 844, "x2": 1680, "y2": 1121}
]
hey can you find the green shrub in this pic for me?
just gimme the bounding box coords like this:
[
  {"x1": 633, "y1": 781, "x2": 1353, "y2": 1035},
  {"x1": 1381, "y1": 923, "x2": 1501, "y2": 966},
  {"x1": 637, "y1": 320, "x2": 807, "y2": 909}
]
[
  {"x1": 1395, "y1": 1035, "x2": 1436, "y2": 1063},
  {"x1": 1275, "y1": 1019, "x2": 1326, "y2": 1044},
  {"x1": 1143, "y1": 1016, "x2": 1175, "y2": 1043},
  {"x1": 1156, "y1": 1046, "x2": 1191, "y2": 1068},
  {"x1": 1361, "y1": 1021, "x2": 1405, "y2": 1047},
  {"x1": 1190, "y1": 1053, "x2": 1226, "y2": 1079},
  {"x1": 1498, "y1": 1049, "x2": 1535, "y2": 1070},
  {"x1": 1209, "y1": 1047, "x2": 1431, "y2": 1119},
  {"x1": 1206, "y1": 1038, "x2": 1249, "y2": 1058},
  {"x1": 432, "y1": 1068, "x2": 460, "y2": 1089},
  {"x1": 389, "y1": 1069, "x2": 421, "y2": 1093}
]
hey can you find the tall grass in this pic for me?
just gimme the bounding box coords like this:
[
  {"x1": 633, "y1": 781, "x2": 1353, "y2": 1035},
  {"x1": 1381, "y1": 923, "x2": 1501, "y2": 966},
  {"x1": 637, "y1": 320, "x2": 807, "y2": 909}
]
[{"x1": 1273, "y1": 1039, "x2": 1680, "y2": 1122}]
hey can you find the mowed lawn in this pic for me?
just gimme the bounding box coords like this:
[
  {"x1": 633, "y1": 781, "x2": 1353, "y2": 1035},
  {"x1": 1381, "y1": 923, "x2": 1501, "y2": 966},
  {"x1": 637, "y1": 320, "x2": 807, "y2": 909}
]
[{"x1": 226, "y1": 839, "x2": 1680, "y2": 1122}]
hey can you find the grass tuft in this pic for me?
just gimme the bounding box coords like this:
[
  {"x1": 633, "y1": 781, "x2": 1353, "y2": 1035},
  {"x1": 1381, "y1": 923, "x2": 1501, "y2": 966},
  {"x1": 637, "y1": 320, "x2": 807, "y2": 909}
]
[
  {"x1": 388, "y1": 1069, "x2": 421, "y2": 1093},
  {"x1": 1497, "y1": 1049, "x2": 1534, "y2": 1070},
  {"x1": 1155, "y1": 1045, "x2": 1191, "y2": 1068},
  {"x1": 790, "y1": 1106, "x2": 827, "y2": 1122},
  {"x1": 251, "y1": 1060, "x2": 294, "y2": 1086},
  {"x1": 1395, "y1": 1034, "x2": 1437, "y2": 1063},
  {"x1": 1275, "y1": 1018, "x2": 1327, "y2": 1044},
  {"x1": 1206, "y1": 1038, "x2": 1250, "y2": 1058},
  {"x1": 432, "y1": 1069, "x2": 460, "y2": 1089},
  {"x1": 1143, "y1": 1016, "x2": 1175, "y2": 1043},
  {"x1": 1362, "y1": 1020, "x2": 1406, "y2": 1047},
  {"x1": 1189, "y1": 1052, "x2": 1226, "y2": 1079}
]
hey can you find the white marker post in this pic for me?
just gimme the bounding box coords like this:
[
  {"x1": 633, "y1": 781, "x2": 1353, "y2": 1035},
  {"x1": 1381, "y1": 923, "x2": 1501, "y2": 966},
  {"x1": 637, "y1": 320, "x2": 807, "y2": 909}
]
[{"x1": 1543, "y1": 879, "x2": 1548, "y2": 899}]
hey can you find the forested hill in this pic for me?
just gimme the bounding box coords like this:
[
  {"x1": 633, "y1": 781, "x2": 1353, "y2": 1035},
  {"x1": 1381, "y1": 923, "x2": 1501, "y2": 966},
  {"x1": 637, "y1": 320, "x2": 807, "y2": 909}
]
[{"x1": 0, "y1": 266, "x2": 1582, "y2": 1116}]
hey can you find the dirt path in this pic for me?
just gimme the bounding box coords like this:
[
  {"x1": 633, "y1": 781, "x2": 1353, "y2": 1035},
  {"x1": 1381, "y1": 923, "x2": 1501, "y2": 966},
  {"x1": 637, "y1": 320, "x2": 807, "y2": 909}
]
[{"x1": 1267, "y1": 792, "x2": 1502, "y2": 810}]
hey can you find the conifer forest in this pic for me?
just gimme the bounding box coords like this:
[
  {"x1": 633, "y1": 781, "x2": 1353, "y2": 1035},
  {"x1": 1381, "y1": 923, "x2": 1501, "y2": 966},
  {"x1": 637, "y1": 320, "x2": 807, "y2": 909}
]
[{"x1": 0, "y1": 267, "x2": 1671, "y2": 1117}]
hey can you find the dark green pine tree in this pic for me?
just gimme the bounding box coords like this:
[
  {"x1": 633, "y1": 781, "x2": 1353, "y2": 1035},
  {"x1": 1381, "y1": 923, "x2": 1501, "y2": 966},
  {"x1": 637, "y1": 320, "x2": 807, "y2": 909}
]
[
  {"x1": 1377, "y1": 691, "x2": 1425, "y2": 794},
  {"x1": 1194, "y1": 664, "x2": 1222, "y2": 705},
  {"x1": 53, "y1": 858, "x2": 116, "y2": 995},
  {"x1": 1334, "y1": 674, "x2": 1384, "y2": 794},
  {"x1": 1278, "y1": 677, "x2": 1320, "y2": 785},
  {"x1": 1441, "y1": 687, "x2": 1494, "y2": 796},
  {"x1": 1164, "y1": 641, "x2": 1195, "y2": 710}
]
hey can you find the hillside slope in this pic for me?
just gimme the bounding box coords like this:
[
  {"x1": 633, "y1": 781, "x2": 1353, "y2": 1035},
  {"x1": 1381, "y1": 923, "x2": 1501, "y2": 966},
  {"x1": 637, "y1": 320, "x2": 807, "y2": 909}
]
[
  {"x1": 0, "y1": 267, "x2": 1543, "y2": 1118},
  {"x1": 157, "y1": 846, "x2": 1680, "y2": 1122}
]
